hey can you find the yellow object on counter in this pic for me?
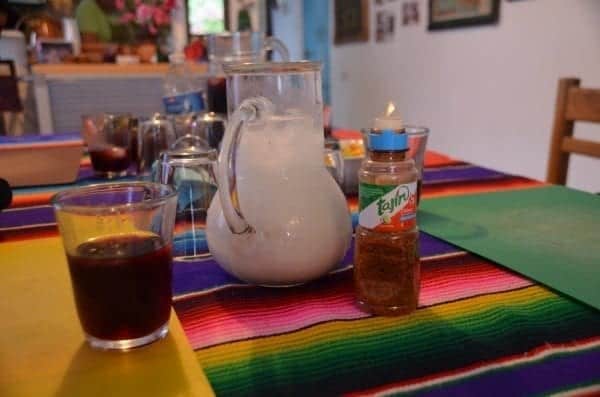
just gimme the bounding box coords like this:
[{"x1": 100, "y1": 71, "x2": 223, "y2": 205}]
[
  {"x1": 339, "y1": 139, "x2": 366, "y2": 159},
  {"x1": 0, "y1": 237, "x2": 214, "y2": 397}
]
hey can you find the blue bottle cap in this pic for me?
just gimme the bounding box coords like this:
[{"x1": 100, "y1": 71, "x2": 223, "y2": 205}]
[{"x1": 367, "y1": 128, "x2": 408, "y2": 151}]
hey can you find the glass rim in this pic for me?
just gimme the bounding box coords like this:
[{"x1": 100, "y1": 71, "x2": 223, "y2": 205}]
[
  {"x1": 359, "y1": 125, "x2": 429, "y2": 137},
  {"x1": 223, "y1": 60, "x2": 321, "y2": 75},
  {"x1": 51, "y1": 182, "x2": 177, "y2": 213},
  {"x1": 404, "y1": 125, "x2": 430, "y2": 137}
]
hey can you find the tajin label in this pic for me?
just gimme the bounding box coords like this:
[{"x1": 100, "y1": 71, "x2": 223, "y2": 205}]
[{"x1": 358, "y1": 182, "x2": 417, "y2": 232}]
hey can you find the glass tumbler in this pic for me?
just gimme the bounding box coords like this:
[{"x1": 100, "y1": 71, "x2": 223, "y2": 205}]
[
  {"x1": 52, "y1": 182, "x2": 177, "y2": 350},
  {"x1": 81, "y1": 113, "x2": 135, "y2": 178},
  {"x1": 156, "y1": 136, "x2": 218, "y2": 259},
  {"x1": 405, "y1": 126, "x2": 429, "y2": 203},
  {"x1": 137, "y1": 114, "x2": 177, "y2": 178}
]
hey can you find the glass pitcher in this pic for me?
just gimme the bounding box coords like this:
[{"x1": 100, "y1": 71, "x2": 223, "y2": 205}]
[
  {"x1": 206, "y1": 61, "x2": 352, "y2": 286},
  {"x1": 205, "y1": 32, "x2": 289, "y2": 114}
]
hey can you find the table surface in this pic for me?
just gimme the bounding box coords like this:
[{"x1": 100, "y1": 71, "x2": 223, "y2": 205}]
[{"x1": 2, "y1": 150, "x2": 599, "y2": 396}]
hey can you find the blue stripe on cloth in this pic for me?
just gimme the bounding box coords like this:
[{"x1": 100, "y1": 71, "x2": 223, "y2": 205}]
[
  {"x1": 411, "y1": 343, "x2": 600, "y2": 397},
  {"x1": 0, "y1": 132, "x2": 80, "y2": 144},
  {"x1": 12, "y1": 174, "x2": 136, "y2": 198},
  {"x1": 424, "y1": 165, "x2": 508, "y2": 185},
  {"x1": 0, "y1": 206, "x2": 54, "y2": 229},
  {"x1": 172, "y1": 232, "x2": 462, "y2": 296}
]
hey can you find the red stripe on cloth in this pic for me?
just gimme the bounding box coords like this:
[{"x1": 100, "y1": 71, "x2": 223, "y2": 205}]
[
  {"x1": 423, "y1": 177, "x2": 546, "y2": 198},
  {"x1": 424, "y1": 150, "x2": 461, "y2": 167},
  {"x1": 175, "y1": 255, "x2": 531, "y2": 350},
  {"x1": 10, "y1": 193, "x2": 56, "y2": 209}
]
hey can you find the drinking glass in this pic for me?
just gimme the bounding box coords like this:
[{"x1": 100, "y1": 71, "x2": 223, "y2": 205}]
[
  {"x1": 137, "y1": 114, "x2": 177, "y2": 177},
  {"x1": 156, "y1": 136, "x2": 218, "y2": 259},
  {"x1": 81, "y1": 113, "x2": 134, "y2": 178},
  {"x1": 52, "y1": 182, "x2": 177, "y2": 350},
  {"x1": 405, "y1": 126, "x2": 429, "y2": 203},
  {"x1": 206, "y1": 31, "x2": 289, "y2": 114}
]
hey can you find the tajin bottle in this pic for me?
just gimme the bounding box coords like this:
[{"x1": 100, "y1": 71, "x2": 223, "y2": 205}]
[{"x1": 354, "y1": 104, "x2": 420, "y2": 316}]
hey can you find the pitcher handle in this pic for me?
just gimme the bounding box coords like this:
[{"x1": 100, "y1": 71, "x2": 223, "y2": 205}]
[
  {"x1": 215, "y1": 97, "x2": 274, "y2": 234},
  {"x1": 264, "y1": 37, "x2": 290, "y2": 61}
]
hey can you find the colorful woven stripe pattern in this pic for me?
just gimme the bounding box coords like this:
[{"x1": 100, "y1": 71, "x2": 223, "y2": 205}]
[
  {"x1": 3, "y1": 151, "x2": 599, "y2": 396},
  {"x1": 168, "y1": 154, "x2": 599, "y2": 396}
]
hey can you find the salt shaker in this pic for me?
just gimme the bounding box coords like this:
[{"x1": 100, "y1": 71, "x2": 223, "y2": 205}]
[
  {"x1": 156, "y1": 136, "x2": 218, "y2": 259},
  {"x1": 181, "y1": 112, "x2": 226, "y2": 151}
]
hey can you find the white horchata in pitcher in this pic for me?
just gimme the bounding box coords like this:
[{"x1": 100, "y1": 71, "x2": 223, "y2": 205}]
[{"x1": 206, "y1": 61, "x2": 352, "y2": 286}]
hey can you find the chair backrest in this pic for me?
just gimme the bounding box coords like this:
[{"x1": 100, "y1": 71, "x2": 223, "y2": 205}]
[
  {"x1": 546, "y1": 78, "x2": 600, "y2": 185},
  {"x1": 0, "y1": 59, "x2": 23, "y2": 113}
]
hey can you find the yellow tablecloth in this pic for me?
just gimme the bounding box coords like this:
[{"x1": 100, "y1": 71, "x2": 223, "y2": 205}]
[{"x1": 0, "y1": 237, "x2": 214, "y2": 397}]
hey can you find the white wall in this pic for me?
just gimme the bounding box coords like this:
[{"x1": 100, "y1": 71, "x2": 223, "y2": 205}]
[
  {"x1": 331, "y1": 0, "x2": 600, "y2": 192},
  {"x1": 271, "y1": 0, "x2": 304, "y2": 60}
]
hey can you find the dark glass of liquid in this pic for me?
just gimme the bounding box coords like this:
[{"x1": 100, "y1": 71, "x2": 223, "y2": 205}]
[
  {"x1": 89, "y1": 146, "x2": 131, "y2": 176},
  {"x1": 66, "y1": 233, "x2": 172, "y2": 341},
  {"x1": 206, "y1": 76, "x2": 227, "y2": 114}
]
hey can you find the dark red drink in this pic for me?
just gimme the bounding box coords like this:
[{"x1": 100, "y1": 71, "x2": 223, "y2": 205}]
[
  {"x1": 89, "y1": 146, "x2": 131, "y2": 174},
  {"x1": 206, "y1": 76, "x2": 227, "y2": 114},
  {"x1": 66, "y1": 234, "x2": 172, "y2": 341}
]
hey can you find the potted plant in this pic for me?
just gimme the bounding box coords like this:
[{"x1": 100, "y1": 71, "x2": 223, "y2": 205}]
[{"x1": 114, "y1": 0, "x2": 176, "y2": 63}]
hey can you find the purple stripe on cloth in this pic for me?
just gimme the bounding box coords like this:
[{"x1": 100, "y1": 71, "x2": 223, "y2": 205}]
[
  {"x1": 424, "y1": 165, "x2": 508, "y2": 185},
  {"x1": 77, "y1": 166, "x2": 95, "y2": 179},
  {"x1": 0, "y1": 132, "x2": 80, "y2": 145},
  {"x1": 420, "y1": 232, "x2": 462, "y2": 257},
  {"x1": 172, "y1": 232, "x2": 462, "y2": 296},
  {"x1": 0, "y1": 206, "x2": 55, "y2": 229},
  {"x1": 416, "y1": 344, "x2": 600, "y2": 397}
]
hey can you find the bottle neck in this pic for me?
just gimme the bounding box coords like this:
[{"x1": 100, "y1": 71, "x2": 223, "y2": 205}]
[{"x1": 367, "y1": 150, "x2": 407, "y2": 162}]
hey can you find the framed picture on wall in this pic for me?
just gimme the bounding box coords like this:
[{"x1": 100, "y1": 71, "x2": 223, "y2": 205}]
[
  {"x1": 334, "y1": 0, "x2": 369, "y2": 45},
  {"x1": 428, "y1": 0, "x2": 500, "y2": 31}
]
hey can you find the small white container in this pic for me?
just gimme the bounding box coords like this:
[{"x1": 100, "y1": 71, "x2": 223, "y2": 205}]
[{"x1": 0, "y1": 133, "x2": 83, "y2": 187}]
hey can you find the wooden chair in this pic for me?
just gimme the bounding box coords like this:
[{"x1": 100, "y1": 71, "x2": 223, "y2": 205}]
[{"x1": 546, "y1": 78, "x2": 600, "y2": 185}]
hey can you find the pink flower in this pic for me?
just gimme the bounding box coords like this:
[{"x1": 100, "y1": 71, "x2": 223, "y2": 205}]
[
  {"x1": 136, "y1": 4, "x2": 154, "y2": 24},
  {"x1": 119, "y1": 12, "x2": 136, "y2": 23},
  {"x1": 115, "y1": 0, "x2": 125, "y2": 11},
  {"x1": 162, "y1": 0, "x2": 176, "y2": 12},
  {"x1": 148, "y1": 22, "x2": 158, "y2": 35},
  {"x1": 152, "y1": 7, "x2": 170, "y2": 26}
]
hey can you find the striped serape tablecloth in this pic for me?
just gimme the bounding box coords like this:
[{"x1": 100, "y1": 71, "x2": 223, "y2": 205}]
[{"x1": 2, "y1": 151, "x2": 599, "y2": 396}]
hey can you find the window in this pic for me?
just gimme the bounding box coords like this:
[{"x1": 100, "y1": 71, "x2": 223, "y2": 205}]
[{"x1": 187, "y1": 0, "x2": 226, "y2": 36}]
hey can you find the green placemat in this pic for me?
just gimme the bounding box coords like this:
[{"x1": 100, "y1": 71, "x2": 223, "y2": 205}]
[{"x1": 419, "y1": 186, "x2": 600, "y2": 310}]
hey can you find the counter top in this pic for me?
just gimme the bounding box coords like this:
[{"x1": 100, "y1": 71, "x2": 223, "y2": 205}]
[{"x1": 31, "y1": 63, "x2": 208, "y2": 77}]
